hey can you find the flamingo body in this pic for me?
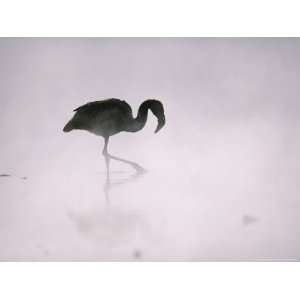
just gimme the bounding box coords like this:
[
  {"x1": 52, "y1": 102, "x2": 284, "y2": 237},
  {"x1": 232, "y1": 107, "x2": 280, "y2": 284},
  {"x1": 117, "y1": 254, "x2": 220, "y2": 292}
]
[{"x1": 63, "y1": 98, "x2": 165, "y2": 154}]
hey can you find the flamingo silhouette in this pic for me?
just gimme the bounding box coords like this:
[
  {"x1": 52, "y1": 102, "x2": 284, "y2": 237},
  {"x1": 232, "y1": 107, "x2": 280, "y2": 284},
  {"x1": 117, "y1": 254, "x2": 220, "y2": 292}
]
[{"x1": 63, "y1": 98, "x2": 166, "y2": 155}]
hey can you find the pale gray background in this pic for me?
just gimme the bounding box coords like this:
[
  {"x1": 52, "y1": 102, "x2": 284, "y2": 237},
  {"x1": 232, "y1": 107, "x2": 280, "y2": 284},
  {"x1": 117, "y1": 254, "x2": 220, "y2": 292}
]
[{"x1": 0, "y1": 38, "x2": 299, "y2": 261}]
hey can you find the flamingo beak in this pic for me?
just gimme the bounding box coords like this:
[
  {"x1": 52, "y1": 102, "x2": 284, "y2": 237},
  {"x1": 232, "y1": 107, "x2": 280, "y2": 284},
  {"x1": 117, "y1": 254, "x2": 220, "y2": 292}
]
[
  {"x1": 154, "y1": 116, "x2": 165, "y2": 133},
  {"x1": 63, "y1": 120, "x2": 73, "y2": 132}
]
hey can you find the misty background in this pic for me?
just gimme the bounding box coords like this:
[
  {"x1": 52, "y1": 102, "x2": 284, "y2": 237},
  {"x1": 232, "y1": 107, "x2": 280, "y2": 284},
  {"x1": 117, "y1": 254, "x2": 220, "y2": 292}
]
[{"x1": 0, "y1": 38, "x2": 299, "y2": 261}]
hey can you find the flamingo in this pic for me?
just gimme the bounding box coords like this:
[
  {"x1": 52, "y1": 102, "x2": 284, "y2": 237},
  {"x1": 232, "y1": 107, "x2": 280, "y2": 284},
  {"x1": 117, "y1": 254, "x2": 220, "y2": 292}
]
[{"x1": 63, "y1": 98, "x2": 166, "y2": 155}]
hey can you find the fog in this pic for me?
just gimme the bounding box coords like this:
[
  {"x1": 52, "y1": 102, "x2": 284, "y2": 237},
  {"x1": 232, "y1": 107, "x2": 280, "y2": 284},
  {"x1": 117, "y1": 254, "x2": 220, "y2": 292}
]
[{"x1": 0, "y1": 38, "x2": 300, "y2": 261}]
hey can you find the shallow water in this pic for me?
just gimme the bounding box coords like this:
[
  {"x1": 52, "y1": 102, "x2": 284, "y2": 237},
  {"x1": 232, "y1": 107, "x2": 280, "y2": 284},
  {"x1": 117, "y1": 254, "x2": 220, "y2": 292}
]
[{"x1": 1, "y1": 38, "x2": 300, "y2": 261}]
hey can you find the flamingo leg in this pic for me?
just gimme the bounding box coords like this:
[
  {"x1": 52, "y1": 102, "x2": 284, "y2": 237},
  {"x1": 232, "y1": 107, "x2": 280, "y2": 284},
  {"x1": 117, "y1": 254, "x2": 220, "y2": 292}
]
[
  {"x1": 106, "y1": 153, "x2": 146, "y2": 174},
  {"x1": 102, "y1": 136, "x2": 109, "y2": 156}
]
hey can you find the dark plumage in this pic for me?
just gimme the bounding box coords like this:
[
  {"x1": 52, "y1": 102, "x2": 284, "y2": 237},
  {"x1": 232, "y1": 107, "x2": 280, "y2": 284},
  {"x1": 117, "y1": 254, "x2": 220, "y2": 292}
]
[{"x1": 63, "y1": 98, "x2": 165, "y2": 154}]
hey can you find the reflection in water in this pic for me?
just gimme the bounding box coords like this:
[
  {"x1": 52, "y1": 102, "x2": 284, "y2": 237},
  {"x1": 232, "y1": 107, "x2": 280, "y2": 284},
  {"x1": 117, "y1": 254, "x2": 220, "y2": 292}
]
[
  {"x1": 68, "y1": 152, "x2": 148, "y2": 253},
  {"x1": 68, "y1": 208, "x2": 146, "y2": 247},
  {"x1": 103, "y1": 152, "x2": 147, "y2": 204}
]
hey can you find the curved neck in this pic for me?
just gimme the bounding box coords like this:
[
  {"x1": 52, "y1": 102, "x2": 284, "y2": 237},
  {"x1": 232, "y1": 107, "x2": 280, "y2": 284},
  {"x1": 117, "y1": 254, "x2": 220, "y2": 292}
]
[{"x1": 126, "y1": 102, "x2": 149, "y2": 132}]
